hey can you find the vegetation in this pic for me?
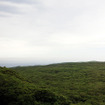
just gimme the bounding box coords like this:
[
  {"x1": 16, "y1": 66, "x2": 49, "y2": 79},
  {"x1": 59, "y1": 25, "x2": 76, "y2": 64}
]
[
  {"x1": 1, "y1": 62, "x2": 105, "y2": 104},
  {"x1": 0, "y1": 67, "x2": 69, "y2": 105}
]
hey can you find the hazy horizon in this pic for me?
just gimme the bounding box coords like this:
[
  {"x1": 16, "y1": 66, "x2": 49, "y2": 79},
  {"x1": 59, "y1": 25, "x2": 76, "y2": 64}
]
[
  {"x1": 0, "y1": 0, "x2": 105, "y2": 67},
  {"x1": 1, "y1": 60, "x2": 105, "y2": 68}
]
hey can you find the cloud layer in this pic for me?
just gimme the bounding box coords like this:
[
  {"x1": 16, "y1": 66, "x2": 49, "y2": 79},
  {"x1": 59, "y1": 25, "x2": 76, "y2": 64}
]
[{"x1": 0, "y1": 0, "x2": 105, "y2": 66}]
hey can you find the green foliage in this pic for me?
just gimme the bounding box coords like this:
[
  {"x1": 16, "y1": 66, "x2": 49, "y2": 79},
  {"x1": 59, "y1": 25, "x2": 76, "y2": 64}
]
[
  {"x1": 1, "y1": 62, "x2": 105, "y2": 104},
  {"x1": 12, "y1": 62, "x2": 105, "y2": 104},
  {"x1": 0, "y1": 66, "x2": 69, "y2": 105},
  {"x1": 34, "y1": 90, "x2": 57, "y2": 103},
  {"x1": 0, "y1": 67, "x2": 35, "y2": 105}
]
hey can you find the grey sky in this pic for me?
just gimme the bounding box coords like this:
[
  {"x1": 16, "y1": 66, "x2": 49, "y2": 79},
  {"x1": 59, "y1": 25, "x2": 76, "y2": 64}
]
[{"x1": 0, "y1": 0, "x2": 105, "y2": 67}]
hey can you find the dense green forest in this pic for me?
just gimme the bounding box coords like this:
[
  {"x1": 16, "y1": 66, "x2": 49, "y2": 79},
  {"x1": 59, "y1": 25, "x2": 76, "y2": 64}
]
[{"x1": 1, "y1": 62, "x2": 105, "y2": 105}]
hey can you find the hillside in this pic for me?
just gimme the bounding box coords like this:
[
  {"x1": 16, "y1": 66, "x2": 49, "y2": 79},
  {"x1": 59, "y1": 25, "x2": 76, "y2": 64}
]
[
  {"x1": 0, "y1": 67, "x2": 69, "y2": 105},
  {"x1": 11, "y1": 62, "x2": 105, "y2": 105}
]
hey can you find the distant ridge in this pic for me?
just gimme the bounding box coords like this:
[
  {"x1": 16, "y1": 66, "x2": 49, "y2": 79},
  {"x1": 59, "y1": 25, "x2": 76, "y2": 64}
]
[{"x1": 10, "y1": 61, "x2": 105, "y2": 68}]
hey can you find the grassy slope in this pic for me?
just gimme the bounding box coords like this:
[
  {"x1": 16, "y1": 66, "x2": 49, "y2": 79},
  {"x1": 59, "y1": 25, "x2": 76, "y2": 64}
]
[
  {"x1": 0, "y1": 67, "x2": 68, "y2": 105},
  {"x1": 12, "y1": 62, "x2": 105, "y2": 105}
]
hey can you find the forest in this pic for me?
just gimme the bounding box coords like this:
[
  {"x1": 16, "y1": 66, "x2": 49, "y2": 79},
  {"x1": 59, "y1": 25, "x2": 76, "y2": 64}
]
[{"x1": 1, "y1": 62, "x2": 105, "y2": 105}]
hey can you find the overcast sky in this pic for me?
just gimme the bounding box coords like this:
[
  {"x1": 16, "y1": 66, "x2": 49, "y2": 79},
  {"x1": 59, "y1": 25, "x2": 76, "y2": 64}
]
[{"x1": 0, "y1": 0, "x2": 105, "y2": 67}]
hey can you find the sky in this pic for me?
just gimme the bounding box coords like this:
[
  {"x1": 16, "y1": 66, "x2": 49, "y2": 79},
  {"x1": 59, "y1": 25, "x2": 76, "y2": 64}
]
[{"x1": 0, "y1": 0, "x2": 105, "y2": 67}]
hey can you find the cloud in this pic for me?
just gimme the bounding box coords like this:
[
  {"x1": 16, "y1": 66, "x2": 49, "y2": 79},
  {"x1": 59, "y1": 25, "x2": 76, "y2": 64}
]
[
  {"x1": 0, "y1": 0, "x2": 36, "y2": 4},
  {"x1": 0, "y1": 4, "x2": 19, "y2": 14},
  {"x1": 0, "y1": 1, "x2": 36, "y2": 16},
  {"x1": 0, "y1": 0, "x2": 105, "y2": 66}
]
